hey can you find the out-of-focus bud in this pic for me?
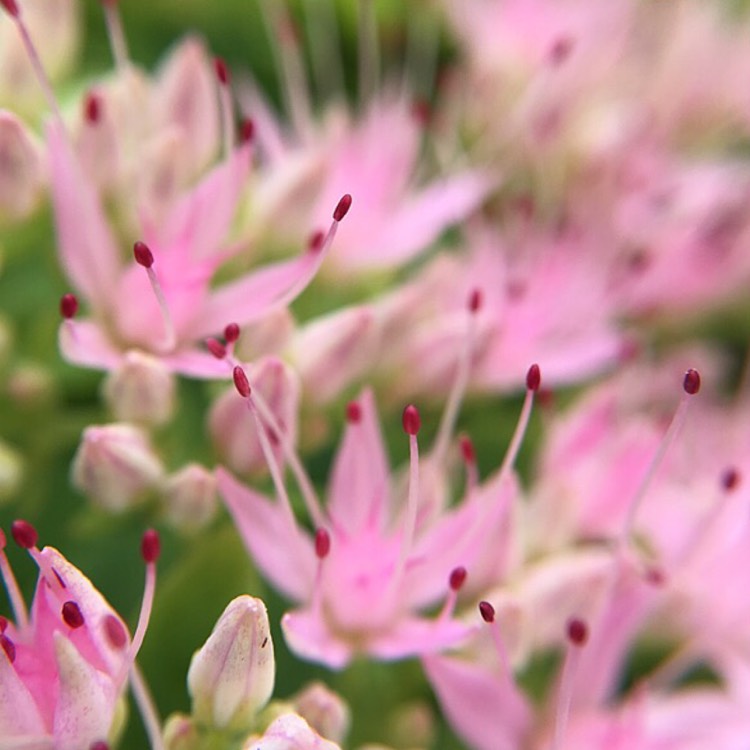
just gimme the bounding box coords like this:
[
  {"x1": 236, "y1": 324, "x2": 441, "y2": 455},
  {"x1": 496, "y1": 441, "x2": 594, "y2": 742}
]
[
  {"x1": 5, "y1": 362, "x2": 55, "y2": 405},
  {"x1": 291, "y1": 682, "x2": 350, "y2": 744},
  {"x1": 0, "y1": 438, "x2": 23, "y2": 504},
  {"x1": 234, "y1": 309, "x2": 295, "y2": 360},
  {"x1": 102, "y1": 350, "x2": 176, "y2": 426},
  {"x1": 163, "y1": 713, "x2": 200, "y2": 750},
  {"x1": 0, "y1": 112, "x2": 44, "y2": 220},
  {"x1": 209, "y1": 357, "x2": 299, "y2": 476},
  {"x1": 388, "y1": 701, "x2": 436, "y2": 750},
  {"x1": 71, "y1": 423, "x2": 164, "y2": 512},
  {"x1": 188, "y1": 595, "x2": 275, "y2": 733},
  {"x1": 242, "y1": 714, "x2": 343, "y2": 750},
  {"x1": 161, "y1": 464, "x2": 217, "y2": 533}
]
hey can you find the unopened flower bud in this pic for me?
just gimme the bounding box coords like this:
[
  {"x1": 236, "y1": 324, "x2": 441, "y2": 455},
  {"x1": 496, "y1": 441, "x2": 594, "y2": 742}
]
[
  {"x1": 161, "y1": 464, "x2": 217, "y2": 533},
  {"x1": 242, "y1": 714, "x2": 342, "y2": 750},
  {"x1": 102, "y1": 351, "x2": 176, "y2": 426},
  {"x1": 162, "y1": 713, "x2": 200, "y2": 750},
  {"x1": 72, "y1": 424, "x2": 164, "y2": 512},
  {"x1": 188, "y1": 595, "x2": 275, "y2": 732},
  {"x1": 292, "y1": 682, "x2": 350, "y2": 744}
]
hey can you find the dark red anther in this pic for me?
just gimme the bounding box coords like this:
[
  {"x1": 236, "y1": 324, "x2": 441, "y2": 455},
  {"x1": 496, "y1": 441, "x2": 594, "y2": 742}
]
[
  {"x1": 62, "y1": 601, "x2": 85, "y2": 629},
  {"x1": 60, "y1": 293, "x2": 78, "y2": 319},
  {"x1": 133, "y1": 241, "x2": 154, "y2": 269},
  {"x1": 84, "y1": 92, "x2": 102, "y2": 124},
  {"x1": 333, "y1": 194, "x2": 352, "y2": 222},
  {"x1": 141, "y1": 528, "x2": 160, "y2": 563},
  {"x1": 526, "y1": 363, "x2": 541, "y2": 392},
  {"x1": 308, "y1": 230, "x2": 325, "y2": 253},
  {"x1": 346, "y1": 401, "x2": 362, "y2": 424},
  {"x1": 214, "y1": 57, "x2": 230, "y2": 85},
  {"x1": 449, "y1": 566, "x2": 467, "y2": 591},
  {"x1": 459, "y1": 435, "x2": 475, "y2": 465},
  {"x1": 644, "y1": 566, "x2": 666, "y2": 587},
  {"x1": 240, "y1": 118, "x2": 255, "y2": 144},
  {"x1": 721, "y1": 467, "x2": 741, "y2": 492},
  {"x1": 548, "y1": 36, "x2": 574, "y2": 65},
  {"x1": 233, "y1": 366, "x2": 251, "y2": 398},
  {"x1": 1, "y1": 634, "x2": 16, "y2": 663},
  {"x1": 402, "y1": 404, "x2": 421, "y2": 436},
  {"x1": 104, "y1": 614, "x2": 128, "y2": 649},
  {"x1": 0, "y1": 527, "x2": 6, "y2": 549},
  {"x1": 683, "y1": 368, "x2": 701, "y2": 395},
  {"x1": 224, "y1": 323, "x2": 240, "y2": 343},
  {"x1": 0, "y1": 0, "x2": 20, "y2": 18},
  {"x1": 315, "y1": 528, "x2": 331, "y2": 559},
  {"x1": 478, "y1": 600, "x2": 495, "y2": 623},
  {"x1": 411, "y1": 98, "x2": 431, "y2": 126},
  {"x1": 0, "y1": 615, "x2": 8, "y2": 633},
  {"x1": 206, "y1": 338, "x2": 227, "y2": 360},
  {"x1": 566, "y1": 617, "x2": 588, "y2": 646},
  {"x1": 11, "y1": 519, "x2": 38, "y2": 549},
  {"x1": 468, "y1": 288, "x2": 483, "y2": 314},
  {"x1": 90, "y1": 742, "x2": 111, "y2": 750}
]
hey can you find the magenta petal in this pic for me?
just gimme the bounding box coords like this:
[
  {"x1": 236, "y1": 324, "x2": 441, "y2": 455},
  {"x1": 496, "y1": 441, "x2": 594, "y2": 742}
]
[
  {"x1": 423, "y1": 653, "x2": 532, "y2": 750},
  {"x1": 281, "y1": 609, "x2": 353, "y2": 670},
  {"x1": 0, "y1": 650, "x2": 46, "y2": 738},
  {"x1": 216, "y1": 468, "x2": 315, "y2": 601},
  {"x1": 47, "y1": 124, "x2": 121, "y2": 314},
  {"x1": 327, "y1": 388, "x2": 390, "y2": 535}
]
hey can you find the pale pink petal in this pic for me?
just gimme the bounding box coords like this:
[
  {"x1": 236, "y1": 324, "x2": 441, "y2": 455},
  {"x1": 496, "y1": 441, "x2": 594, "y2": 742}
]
[
  {"x1": 162, "y1": 348, "x2": 234, "y2": 379},
  {"x1": 368, "y1": 616, "x2": 474, "y2": 661},
  {"x1": 47, "y1": 124, "x2": 121, "y2": 313},
  {"x1": 280, "y1": 610, "x2": 353, "y2": 670},
  {"x1": 255, "y1": 713, "x2": 343, "y2": 750},
  {"x1": 0, "y1": 111, "x2": 44, "y2": 219},
  {"x1": 423, "y1": 653, "x2": 532, "y2": 750},
  {"x1": 193, "y1": 248, "x2": 327, "y2": 339},
  {"x1": 0, "y1": 649, "x2": 46, "y2": 738},
  {"x1": 216, "y1": 467, "x2": 315, "y2": 601},
  {"x1": 58, "y1": 320, "x2": 124, "y2": 371},
  {"x1": 327, "y1": 388, "x2": 390, "y2": 535}
]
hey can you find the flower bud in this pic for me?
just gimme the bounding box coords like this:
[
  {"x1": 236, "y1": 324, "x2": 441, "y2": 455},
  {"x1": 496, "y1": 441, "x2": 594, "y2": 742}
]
[
  {"x1": 209, "y1": 357, "x2": 299, "y2": 476},
  {"x1": 292, "y1": 682, "x2": 350, "y2": 744},
  {"x1": 161, "y1": 464, "x2": 217, "y2": 533},
  {"x1": 102, "y1": 350, "x2": 176, "y2": 426},
  {"x1": 71, "y1": 424, "x2": 164, "y2": 512},
  {"x1": 188, "y1": 595, "x2": 275, "y2": 732},
  {"x1": 162, "y1": 713, "x2": 200, "y2": 750},
  {"x1": 0, "y1": 112, "x2": 44, "y2": 220},
  {"x1": 0, "y1": 439, "x2": 23, "y2": 504},
  {"x1": 242, "y1": 714, "x2": 343, "y2": 750}
]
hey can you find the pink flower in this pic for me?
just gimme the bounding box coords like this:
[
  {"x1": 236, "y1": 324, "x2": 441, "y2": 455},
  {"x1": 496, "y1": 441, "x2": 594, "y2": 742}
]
[{"x1": 0, "y1": 521, "x2": 159, "y2": 749}]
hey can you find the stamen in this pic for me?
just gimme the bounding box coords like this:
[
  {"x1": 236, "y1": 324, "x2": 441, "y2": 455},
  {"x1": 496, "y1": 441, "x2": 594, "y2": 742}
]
[
  {"x1": 1, "y1": 634, "x2": 16, "y2": 663},
  {"x1": 206, "y1": 338, "x2": 227, "y2": 360},
  {"x1": 346, "y1": 401, "x2": 362, "y2": 423},
  {"x1": 357, "y1": 0, "x2": 380, "y2": 108},
  {"x1": 311, "y1": 528, "x2": 330, "y2": 613},
  {"x1": 60, "y1": 293, "x2": 78, "y2": 319},
  {"x1": 240, "y1": 118, "x2": 255, "y2": 145},
  {"x1": 0, "y1": 615, "x2": 7, "y2": 632},
  {"x1": 224, "y1": 323, "x2": 240, "y2": 344},
  {"x1": 619, "y1": 369, "x2": 700, "y2": 547},
  {"x1": 133, "y1": 242, "x2": 176, "y2": 353},
  {"x1": 315, "y1": 528, "x2": 331, "y2": 559},
  {"x1": 439, "y1": 566, "x2": 467, "y2": 620},
  {"x1": 100, "y1": 0, "x2": 130, "y2": 70},
  {"x1": 128, "y1": 529, "x2": 160, "y2": 664},
  {"x1": 214, "y1": 57, "x2": 236, "y2": 156},
  {"x1": 459, "y1": 434, "x2": 479, "y2": 492},
  {"x1": 333, "y1": 194, "x2": 353, "y2": 222},
  {"x1": 90, "y1": 742, "x2": 110, "y2": 750},
  {"x1": 61, "y1": 601, "x2": 85, "y2": 629},
  {"x1": 11, "y1": 519, "x2": 38, "y2": 549},
  {"x1": 432, "y1": 288, "x2": 483, "y2": 465},
  {"x1": 479, "y1": 600, "x2": 512, "y2": 678},
  {"x1": 0, "y1": 528, "x2": 29, "y2": 630},
  {"x1": 130, "y1": 662, "x2": 166, "y2": 750},
  {"x1": 83, "y1": 91, "x2": 103, "y2": 125},
  {"x1": 498, "y1": 364, "x2": 540, "y2": 478},
  {"x1": 232, "y1": 365, "x2": 251, "y2": 398},
  {"x1": 551, "y1": 618, "x2": 588, "y2": 750}
]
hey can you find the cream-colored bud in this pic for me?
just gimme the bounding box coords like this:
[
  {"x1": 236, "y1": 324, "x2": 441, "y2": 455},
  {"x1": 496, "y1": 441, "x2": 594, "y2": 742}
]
[
  {"x1": 188, "y1": 596, "x2": 275, "y2": 732},
  {"x1": 161, "y1": 464, "x2": 217, "y2": 533},
  {"x1": 0, "y1": 439, "x2": 23, "y2": 504},
  {"x1": 102, "y1": 350, "x2": 176, "y2": 426},
  {"x1": 71, "y1": 424, "x2": 164, "y2": 512},
  {"x1": 163, "y1": 713, "x2": 200, "y2": 750},
  {"x1": 242, "y1": 714, "x2": 343, "y2": 750},
  {"x1": 292, "y1": 682, "x2": 350, "y2": 744}
]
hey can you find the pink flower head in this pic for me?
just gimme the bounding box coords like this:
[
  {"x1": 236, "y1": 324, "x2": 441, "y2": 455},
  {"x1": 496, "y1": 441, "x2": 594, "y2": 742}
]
[{"x1": 0, "y1": 522, "x2": 159, "y2": 749}]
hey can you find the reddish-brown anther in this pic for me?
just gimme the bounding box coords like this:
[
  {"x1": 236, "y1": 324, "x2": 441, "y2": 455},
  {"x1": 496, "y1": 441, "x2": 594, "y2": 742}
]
[
  {"x1": 333, "y1": 194, "x2": 352, "y2": 222},
  {"x1": 240, "y1": 118, "x2": 255, "y2": 144},
  {"x1": 62, "y1": 601, "x2": 85, "y2": 629},
  {"x1": 346, "y1": 401, "x2": 362, "y2": 424},
  {"x1": 468, "y1": 288, "x2": 483, "y2": 313},
  {"x1": 0, "y1": 615, "x2": 8, "y2": 632},
  {"x1": 133, "y1": 241, "x2": 154, "y2": 269},
  {"x1": 224, "y1": 323, "x2": 240, "y2": 343},
  {"x1": 459, "y1": 435, "x2": 475, "y2": 464},
  {"x1": 233, "y1": 366, "x2": 251, "y2": 398},
  {"x1": 104, "y1": 614, "x2": 128, "y2": 649},
  {"x1": 721, "y1": 467, "x2": 741, "y2": 492},
  {"x1": 315, "y1": 528, "x2": 331, "y2": 559},
  {"x1": 478, "y1": 600, "x2": 495, "y2": 623},
  {"x1": 11, "y1": 519, "x2": 38, "y2": 549},
  {"x1": 0, "y1": 0, "x2": 20, "y2": 18},
  {"x1": 90, "y1": 742, "x2": 110, "y2": 750},
  {"x1": 1, "y1": 634, "x2": 16, "y2": 663},
  {"x1": 60, "y1": 293, "x2": 79, "y2": 319},
  {"x1": 566, "y1": 617, "x2": 588, "y2": 646},
  {"x1": 0, "y1": 527, "x2": 6, "y2": 549},
  {"x1": 206, "y1": 338, "x2": 227, "y2": 360},
  {"x1": 449, "y1": 566, "x2": 467, "y2": 591},
  {"x1": 84, "y1": 92, "x2": 102, "y2": 124},
  {"x1": 683, "y1": 368, "x2": 701, "y2": 395},
  {"x1": 308, "y1": 230, "x2": 325, "y2": 253},
  {"x1": 526, "y1": 363, "x2": 541, "y2": 391},
  {"x1": 141, "y1": 528, "x2": 160, "y2": 563},
  {"x1": 214, "y1": 57, "x2": 230, "y2": 85},
  {"x1": 549, "y1": 36, "x2": 575, "y2": 65},
  {"x1": 402, "y1": 404, "x2": 421, "y2": 436}
]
